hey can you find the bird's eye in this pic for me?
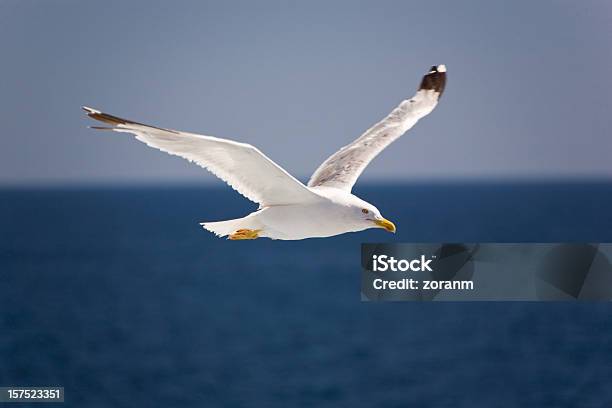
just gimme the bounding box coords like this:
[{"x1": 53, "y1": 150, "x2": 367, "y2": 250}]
[{"x1": 362, "y1": 209, "x2": 369, "y2": 214}]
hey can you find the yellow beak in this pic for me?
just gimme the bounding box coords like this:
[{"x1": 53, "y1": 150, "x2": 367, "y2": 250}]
[{"x1": 374, "y1": 218, "x2": 396, "y2": 233}]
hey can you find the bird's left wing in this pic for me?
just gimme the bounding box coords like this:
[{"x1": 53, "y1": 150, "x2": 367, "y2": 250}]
[
  {"x1": 308, "y1": 65, "x2": 447, "y2": 191},
  {"x1": 83, "y1": 107, "x2": 322, "y2": 206}
]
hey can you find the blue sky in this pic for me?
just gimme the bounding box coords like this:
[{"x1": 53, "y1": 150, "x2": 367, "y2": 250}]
[{"x1": 1, "y1": 0, "x2": 611, "y2": 185}]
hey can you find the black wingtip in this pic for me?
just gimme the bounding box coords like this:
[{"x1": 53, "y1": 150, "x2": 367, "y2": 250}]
[
  {"x1": 419, "y1": 64, "x2": 446, "y2": 97},
  {"x1": 82, "y1": 106, "x2": 179, "y2": 134},
  {"x1": 89, "y1": 126, "x2": 115, "y2": 131},
  {"x1": 82, "y1": 106, "x2": 130, "y2": 126}
]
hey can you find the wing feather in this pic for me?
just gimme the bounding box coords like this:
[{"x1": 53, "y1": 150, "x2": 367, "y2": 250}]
[
  {"x1": 308, "y1": 65, "x2": 447, "y2": 191},
  {"x1": 83, "y1": 107, "x2": 321, "y2": 206}
]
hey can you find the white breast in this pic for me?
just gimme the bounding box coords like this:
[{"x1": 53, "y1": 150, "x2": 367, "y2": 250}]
[{"x1": 254, "y1": 188, "x2": 365, "y2": 240}]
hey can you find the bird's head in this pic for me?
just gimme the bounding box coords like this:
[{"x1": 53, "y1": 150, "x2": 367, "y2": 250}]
[{"x1": 349, "y1": 200, "x2": 396, "y2": 234}]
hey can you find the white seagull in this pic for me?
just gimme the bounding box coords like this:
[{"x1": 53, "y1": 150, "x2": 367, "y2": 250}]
[{"x1": 83, "y1": 64, "x2": 446, "y2": 240}]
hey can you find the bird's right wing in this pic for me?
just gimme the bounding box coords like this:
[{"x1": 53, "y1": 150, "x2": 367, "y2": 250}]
[
  {"x1": 308, "y1": 65, "x2": 446, "y2": 191},
  {"x1": 83, "y1": 107, "x2": 321, "y2": 207}
]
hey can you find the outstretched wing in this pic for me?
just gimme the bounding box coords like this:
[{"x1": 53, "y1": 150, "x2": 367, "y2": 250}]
[
  {"x1": 308, "y1": 65, "x2": 447, "y2": 191},
  {"x1": 83, "y1": 107, "x2": 321, "y2": 206}
]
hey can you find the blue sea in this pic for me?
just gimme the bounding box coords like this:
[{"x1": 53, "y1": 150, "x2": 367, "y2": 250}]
[{"x1": 1, "y1": 182, "x2": 612, "y2": 407}]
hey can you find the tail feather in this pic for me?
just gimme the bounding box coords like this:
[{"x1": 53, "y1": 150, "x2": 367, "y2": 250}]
[{"x1": 201, "y1": 218, "x2": 251, "y2": 238}]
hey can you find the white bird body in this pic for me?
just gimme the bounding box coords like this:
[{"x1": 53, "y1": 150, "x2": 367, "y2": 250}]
[
  {"x1": 203, "y1": 187, "x2": 378, "y2": 240},
  {"x1": 83, "y1": 64, "x2": 446, "y2": 240}
]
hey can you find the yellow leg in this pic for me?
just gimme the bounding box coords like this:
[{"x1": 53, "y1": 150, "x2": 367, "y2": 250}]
[{"x1": 228, "y1": 229, "x2": 261, "y2": 240}]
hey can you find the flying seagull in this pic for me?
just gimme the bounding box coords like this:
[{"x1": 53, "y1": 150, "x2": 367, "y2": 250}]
[{"x1": 83, "y1": 64, "x2": 446, "y2": 240}]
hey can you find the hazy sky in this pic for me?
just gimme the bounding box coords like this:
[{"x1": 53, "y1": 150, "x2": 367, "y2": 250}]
[{"x1": 1, "y1": 0, "x2": 611, "y2": 186}]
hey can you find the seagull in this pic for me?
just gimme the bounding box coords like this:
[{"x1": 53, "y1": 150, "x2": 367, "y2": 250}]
[{"x1": 83, "y1": 64, "x2": 446, "y2": 240}]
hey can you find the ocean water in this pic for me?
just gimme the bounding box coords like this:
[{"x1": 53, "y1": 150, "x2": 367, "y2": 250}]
[{"x1": 1, "y1": 182, "x2": 612, "y2": 407}]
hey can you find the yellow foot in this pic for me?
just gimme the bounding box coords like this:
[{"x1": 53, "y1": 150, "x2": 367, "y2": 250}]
[{"x1": 228, "y1": 229, "x2": 261, "y2": 240}]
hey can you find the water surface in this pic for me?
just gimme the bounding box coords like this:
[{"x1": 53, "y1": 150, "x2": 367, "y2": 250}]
[{"x1": 1, "y1": 182, "x2": 611, "y2": 407}]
